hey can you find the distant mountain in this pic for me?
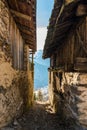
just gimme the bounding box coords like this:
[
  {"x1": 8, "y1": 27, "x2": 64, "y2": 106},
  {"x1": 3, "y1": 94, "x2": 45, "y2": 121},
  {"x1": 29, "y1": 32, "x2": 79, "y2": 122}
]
[{"x1": 34, "y1": 50, "x2": 50, "y2": 90}]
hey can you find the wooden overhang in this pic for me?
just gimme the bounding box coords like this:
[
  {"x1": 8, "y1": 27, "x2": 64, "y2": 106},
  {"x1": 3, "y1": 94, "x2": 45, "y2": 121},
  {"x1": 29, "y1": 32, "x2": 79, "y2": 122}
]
[
  {"x1": 7, "y1": 0, "x2": 36, "y2": 52},
  {"x1": 43, "y1": 0, "x2": 87, "y2": 59}
]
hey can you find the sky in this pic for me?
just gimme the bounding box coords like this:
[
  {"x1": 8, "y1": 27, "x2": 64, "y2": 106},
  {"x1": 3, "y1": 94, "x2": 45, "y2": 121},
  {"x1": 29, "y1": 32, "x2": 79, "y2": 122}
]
[
  {"x1": 37, "y1": 0, "x2": 54, "y2": 50},
  {"x1": 37, "y1": 0, "x2": 54, "y2": 27}
]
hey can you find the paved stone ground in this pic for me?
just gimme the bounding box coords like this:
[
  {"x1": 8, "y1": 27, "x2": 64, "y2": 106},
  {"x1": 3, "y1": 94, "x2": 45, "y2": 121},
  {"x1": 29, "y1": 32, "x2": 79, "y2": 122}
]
[{"x1": 1, "y1": 101, "x2": 86, "y2": 130}]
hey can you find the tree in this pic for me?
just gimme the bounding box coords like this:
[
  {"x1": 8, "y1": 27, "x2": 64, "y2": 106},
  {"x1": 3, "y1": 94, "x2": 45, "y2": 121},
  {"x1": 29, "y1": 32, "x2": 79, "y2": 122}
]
[{"x1": 38, "y1": 90, "x2": 43, "y2": 101}]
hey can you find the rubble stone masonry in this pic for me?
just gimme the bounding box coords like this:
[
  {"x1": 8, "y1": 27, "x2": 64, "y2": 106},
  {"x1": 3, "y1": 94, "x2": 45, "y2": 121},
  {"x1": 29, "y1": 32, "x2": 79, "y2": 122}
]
[
  {"x1": 49, "y1": 71, "x2": 87, "y2": 128},
  {"x1": 0, "y1": 0, "x2": 9, "y2": 44},
  {"x1": 0, "y1": 0, "x2": 34, "y2": 128}
]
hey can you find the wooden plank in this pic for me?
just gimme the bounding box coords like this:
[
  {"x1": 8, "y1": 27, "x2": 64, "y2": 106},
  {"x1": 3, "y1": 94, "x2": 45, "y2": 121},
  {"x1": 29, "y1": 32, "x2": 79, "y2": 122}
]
[
  {"x1": 21, "y1": 33, "x2": 34, "y2": 38},
  {"x1": 14, "y1": 17, "x2": 32, "y2": 27},
  {"x1": 17, "y1": 23, "x2": 33, "y2": 31},
  {"x1": 14, "y1": 0, "x2": 19, "y2": 11},
  {"x1": 74, "y1": 65, "x2": 87, "y2": 71},
  {"x1": 19, "y1": 35, "x2": 24, "y2": 70},
  {"x1": 76, "y1": 57, "x2": 87, "y2": 63},
  {"x1": 22, "y1": 34, "x2": 35, "y2": 42},
  {"x1": 25, "y1": 40, "x2": 35, "y2": 45},
  {"x1": 71, "y1": 35, "x2": 74, "y2": 64},
  {"x1": 28, "y1": 44, "x2": 36, "y2": 50},
  {"x1": 20, "y1": 29, "x2": 33, "y2": 36},
  {"x1": 86, "y1": 17, "x2": 87, "y2": 47},
  {"x1": 10, "y1": 9, "x2": 31, "y2": 21},
  {"x1": 65, "y1": 0, "x2": 74, "y2": 5},
  {"x1": 76, "y1": 30, "x2": 87, "y2": 55}
]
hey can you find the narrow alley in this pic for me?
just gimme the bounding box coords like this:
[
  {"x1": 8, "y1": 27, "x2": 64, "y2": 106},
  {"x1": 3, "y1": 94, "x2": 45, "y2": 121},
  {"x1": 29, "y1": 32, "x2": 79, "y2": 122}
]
[
  {"x1": 1, "y1": 101, "x2": 84, "y2": 130},
  {"x1": 0, "y1": 0, "x2": 87, "y2": 130}
]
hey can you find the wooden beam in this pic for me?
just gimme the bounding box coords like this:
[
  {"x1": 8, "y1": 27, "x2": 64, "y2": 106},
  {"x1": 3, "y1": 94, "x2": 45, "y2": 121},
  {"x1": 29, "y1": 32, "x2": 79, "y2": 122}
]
[
  {"x1": 22, "y1": 33, "x2": 34, "y2": 37},
  {"x1": 25, "y1": 40, "x2": 35, "y2": 44},
  {"x1": 25, "y1": 40, "x2": 35, "y2": 46},
  {"x1": 76, "y1": 30, "x2": 87, "y2": 55},
  {"x1": 26, "y1": 42, "x2": 34, "y2": 46},
  {"x1": 17, "y1": 23, "x2": 34, "y2": 31},
  {"x1": 22, "y1": 33, "x2": 35, "y2": 41},
  {"x1": 26, "y1": 42, "x2": 36, "y2": 50},
  {"x1": 14, "y1": 0, "x2": 19, "y2": 11},
  {"x1": 10, "y1": 9, "x2": 31, "y2": 21},
  {"x1": 20, "y1": 29, "x2": 33, "y2": 36},
  {"x1": 18, "y1": 0, "x2": 31, "y2": 4},
  {"x1": 24, "y1": 41, "x2": 35, "y2": 47},
  {"x1": 65, "y1": 0, "x2": 75, "y2": 5}
]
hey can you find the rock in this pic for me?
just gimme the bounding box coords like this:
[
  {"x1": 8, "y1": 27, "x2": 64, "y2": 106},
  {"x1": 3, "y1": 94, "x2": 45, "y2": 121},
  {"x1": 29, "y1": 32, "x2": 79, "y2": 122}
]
[{"x1": 13, "y1": 120, "x2": 19, "y2": 126}]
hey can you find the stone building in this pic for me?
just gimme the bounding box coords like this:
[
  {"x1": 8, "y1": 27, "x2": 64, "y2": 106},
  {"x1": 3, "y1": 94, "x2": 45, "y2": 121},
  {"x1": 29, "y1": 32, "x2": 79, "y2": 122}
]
[
  {"x1": 43, "y1": 0, "x2": 87, "y2": 128},
  {"x1": 0, "y1": 0, "x2": 36, "y2": 127}
]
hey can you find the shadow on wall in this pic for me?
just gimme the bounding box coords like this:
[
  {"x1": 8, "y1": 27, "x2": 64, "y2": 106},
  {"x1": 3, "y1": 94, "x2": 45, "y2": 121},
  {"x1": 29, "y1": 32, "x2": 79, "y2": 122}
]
[{"x1": 49, "y1": 72, "x2": 87, "y2": 129}]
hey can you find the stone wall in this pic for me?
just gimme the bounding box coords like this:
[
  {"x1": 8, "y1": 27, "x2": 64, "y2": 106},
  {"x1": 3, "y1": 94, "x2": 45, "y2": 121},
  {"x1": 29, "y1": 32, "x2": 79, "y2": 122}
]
[
  {"x1": 0, "y1": 51, "x2": 22, "y2": 128},
  {"x1": 0, "y1": 50, "x2": 34, "y2": 128},
  {"x1": 0, "y1": 0, "x2": 9, "y2": 43},
  {"x1": 0, "y1": 0, "x2": 34, "y2": 128},
  {"x1": 49, "y1": 71, "x2": 87, "y2": 128}
]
